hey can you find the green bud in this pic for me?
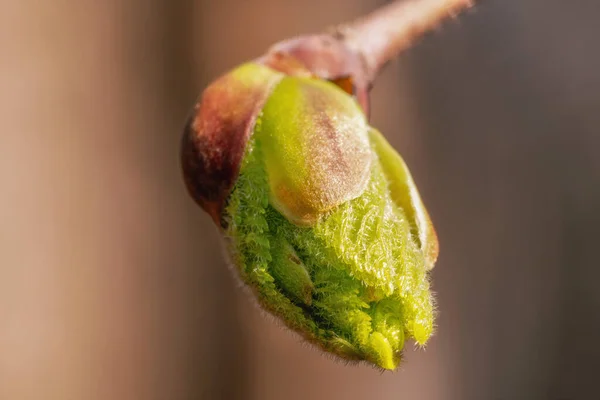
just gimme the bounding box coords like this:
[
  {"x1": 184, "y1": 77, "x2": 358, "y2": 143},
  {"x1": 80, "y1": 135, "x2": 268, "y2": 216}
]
[{"x1": 182, "y1": 61, "x2": 438, "y2": 370}]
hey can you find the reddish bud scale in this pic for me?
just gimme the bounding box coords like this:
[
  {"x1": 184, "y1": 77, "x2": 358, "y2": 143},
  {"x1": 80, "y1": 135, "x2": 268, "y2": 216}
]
[{"x1": 181, "y1": 64, "x2": 283, "y2": 224}]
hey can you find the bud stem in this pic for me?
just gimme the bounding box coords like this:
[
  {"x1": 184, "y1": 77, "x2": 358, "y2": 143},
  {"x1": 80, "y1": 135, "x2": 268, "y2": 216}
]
[{"x1": 333, "y1": 0, "x2": 475, "y2": 82}]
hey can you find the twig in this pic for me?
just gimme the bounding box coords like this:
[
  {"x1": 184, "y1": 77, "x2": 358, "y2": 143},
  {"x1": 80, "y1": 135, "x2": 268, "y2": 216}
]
[{"x1": 334, "y1": 0, "x2": 475, "y2": 82}]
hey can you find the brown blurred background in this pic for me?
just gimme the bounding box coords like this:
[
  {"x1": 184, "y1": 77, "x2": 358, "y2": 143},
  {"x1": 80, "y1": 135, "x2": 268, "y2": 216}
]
[{"x1": 1, "y1": 0, "x2": 599, "y2": 399}]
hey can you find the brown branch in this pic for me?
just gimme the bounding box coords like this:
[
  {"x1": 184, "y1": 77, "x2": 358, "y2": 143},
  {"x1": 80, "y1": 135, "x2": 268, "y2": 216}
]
[{"x1": 334, "y1": 0, "x2": 475, "y2": 81}]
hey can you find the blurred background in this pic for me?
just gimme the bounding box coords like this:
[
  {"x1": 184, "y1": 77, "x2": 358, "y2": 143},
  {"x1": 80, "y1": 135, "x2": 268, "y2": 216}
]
[{"x1": 1, "y1": 0, "x2": 599, "y2": 399}]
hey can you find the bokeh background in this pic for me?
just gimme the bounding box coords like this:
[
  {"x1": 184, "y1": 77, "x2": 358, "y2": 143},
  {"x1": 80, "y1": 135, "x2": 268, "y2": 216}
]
[{"x1": 1, "y1": 0, "x2": 599, "y2": 399}]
